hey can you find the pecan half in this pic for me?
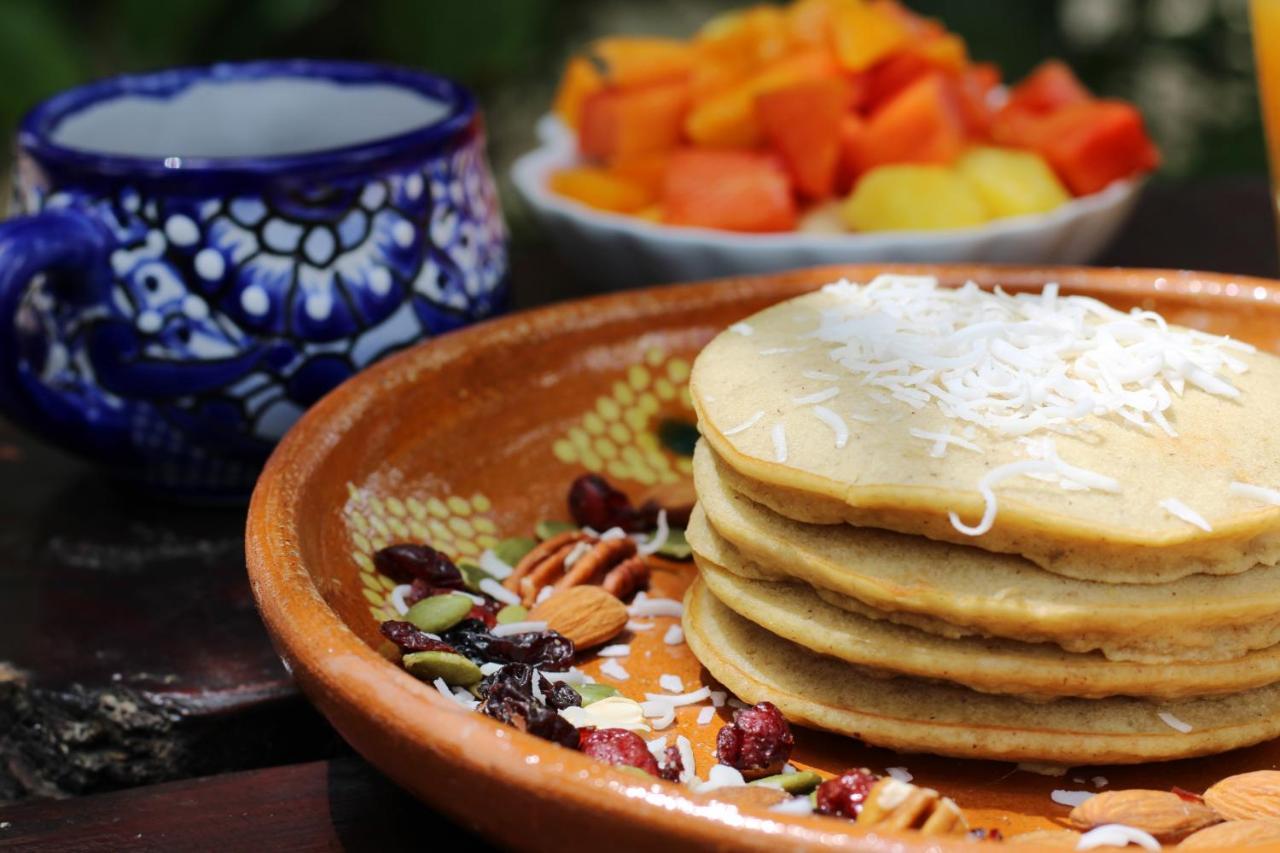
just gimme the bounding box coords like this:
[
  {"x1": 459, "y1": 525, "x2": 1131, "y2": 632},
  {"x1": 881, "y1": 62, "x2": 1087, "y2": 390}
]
[
  {"x1": 504, "y1": 530, "x2": 587, "y2": 592},
  {"x1": 553, "y1": 538, "x2": 638, "y2": 592},
  {"x1": 602, "y1": 555, "x2": 650, "y2": 599}
]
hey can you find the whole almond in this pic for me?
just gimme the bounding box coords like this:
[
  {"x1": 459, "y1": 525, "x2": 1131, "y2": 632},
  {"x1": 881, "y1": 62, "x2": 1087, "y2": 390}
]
[
  {"x1": 1204, "y1": 770, "x2": 1280, "y2": 821},
  {"x1": 1179, "y1": 819, "x2": 1280, "y2": 849},
  {"x1": 529, "y1": 585, "x2": 627, "y2": 648},
  {"x1": 1070, "y1": 789, "x2": 1221, "y2": 839}
]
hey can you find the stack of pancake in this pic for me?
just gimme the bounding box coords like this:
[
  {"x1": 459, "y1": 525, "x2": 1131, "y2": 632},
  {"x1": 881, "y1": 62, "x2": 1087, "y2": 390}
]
[{"x1": 682, "y1": 275, "x2": 1280, "y2": 765}]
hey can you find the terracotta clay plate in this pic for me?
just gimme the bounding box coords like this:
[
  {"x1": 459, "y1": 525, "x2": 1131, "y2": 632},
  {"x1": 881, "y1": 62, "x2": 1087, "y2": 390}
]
[{"x1": 246, "y1": 265, "x2": 1280, "y2": 852}]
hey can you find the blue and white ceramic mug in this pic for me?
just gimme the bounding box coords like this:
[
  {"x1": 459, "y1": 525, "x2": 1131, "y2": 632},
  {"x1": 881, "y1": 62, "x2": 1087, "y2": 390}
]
[{"x1": 0, "y1": 60, "x2": 508, "y2": 497}]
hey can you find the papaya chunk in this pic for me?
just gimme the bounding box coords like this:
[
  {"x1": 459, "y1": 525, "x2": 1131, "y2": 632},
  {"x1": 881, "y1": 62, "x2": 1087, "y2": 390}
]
[
  {"x1": 756, "y1": 78, "x2": 850, "y2": 200},
  {"x1": 860, "y1": 73, "x2": 968, "y2": 169},
  {"x1": 831, "y1": 0, "x2": 912, "y2": 72},
  {"x1": 580, "y1": 80, "x2": 690, "y2": 161},
  {"x1": 549, "y1": 167, "x2": 654, "y2": 213},
  {"x1": 685, "y1": 50, "x2": 839, "y2": 148},
  {"x1": 1032, "y1": 101, "x2": 1161, "y2": 195},
  {"x1": 585, "y1": 37, "x2": 694, "y2": 88},
  {"x1": 1007, "y1": 60, "x2": 1092, "y2": 115},
  {"x1": 662, "y1": 149, "x2": 797, "y2": 231},
  {"x1": 553, "y1": 57, "x2": 604, "y2": 129},
  {"x1": 836, "y1": 113, "x2": 869, "y2": 192}
]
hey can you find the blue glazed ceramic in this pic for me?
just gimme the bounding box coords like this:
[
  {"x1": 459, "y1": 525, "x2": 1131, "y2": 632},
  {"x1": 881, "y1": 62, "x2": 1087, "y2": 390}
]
[{"x1": 0, "y1": 60, "x2": 509, "y2": 498}]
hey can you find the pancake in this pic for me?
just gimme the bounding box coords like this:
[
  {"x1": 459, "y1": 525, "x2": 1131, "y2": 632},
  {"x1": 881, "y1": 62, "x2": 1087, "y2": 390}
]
[
  {"x1": 689, "y1": 279, "x2": 1280, "y2": 583},
  {"x1": 683, "y1": 579, "x2": 1280, "y2": 765},
  {"x1": 692, "y1": 441, "x2": 1280, "y2": 663},
  {"x1": 692, "y1": 535, "x2": 1280, "y2": 700}
]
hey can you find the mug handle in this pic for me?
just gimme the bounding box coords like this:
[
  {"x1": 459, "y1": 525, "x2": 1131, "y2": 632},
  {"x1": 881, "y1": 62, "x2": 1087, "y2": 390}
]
[{"x1": 0, "y1": 208, "x2": 113, "y2": 434}]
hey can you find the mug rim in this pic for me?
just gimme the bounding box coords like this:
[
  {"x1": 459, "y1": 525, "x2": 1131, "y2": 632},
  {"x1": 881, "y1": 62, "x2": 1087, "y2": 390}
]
[{"x1": 18, "y1": 58, "x2": 478, "y2": 181}]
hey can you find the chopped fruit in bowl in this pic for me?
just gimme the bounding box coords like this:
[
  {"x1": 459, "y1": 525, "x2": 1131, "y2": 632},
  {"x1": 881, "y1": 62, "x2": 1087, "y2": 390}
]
[{"x1": 528, "y1": 0, "x2": 1158, "y2": 236}]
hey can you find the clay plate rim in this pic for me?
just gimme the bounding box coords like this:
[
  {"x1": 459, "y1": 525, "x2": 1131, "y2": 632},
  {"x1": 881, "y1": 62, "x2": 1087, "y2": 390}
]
[{"x1": 246, "y1": 264, "x2": 1280, "y2": 852}]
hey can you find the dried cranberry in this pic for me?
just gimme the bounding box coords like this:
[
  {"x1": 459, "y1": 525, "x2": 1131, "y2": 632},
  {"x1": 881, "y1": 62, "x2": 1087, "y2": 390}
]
[
  {"x1": 404, "y1": 578, "x2": 461, "y2": 606},
  {"x1": 815, "y1": 768, "x2": 880, "y2": 819},
  {"x1": 968, "y1": 828, "x2": 1004, "y2": 841},
  {"x1": 442, "y1": 623, "x2": 575, "y2": 669},
  {"x1": 482, "y1": 690, "x2": 579, "y2": 749},
  {"x1": 579, "y1": 728, "x2": 659, "y2": 776},
  {"x1": 568, "y1": 474, "x2": 654, "y2": 533},
  {"x1": 715, "y1": 701, "x2": 794, "y2": 779},
  {"x1": 657, "y1": 745, "x2": 684, "y2": 782},
  {"x1": 544, "y1": 678, "x2": 584, "y2": 712},
  {"x1": 374, "y1": 544, "x2": 465, "y2": 588},
  {"x1": 466, "y1": 601, "x2": 498, "y2": 628},
  {"x1": 379, "y1": 620, "x2": 457, "y2": 654}
]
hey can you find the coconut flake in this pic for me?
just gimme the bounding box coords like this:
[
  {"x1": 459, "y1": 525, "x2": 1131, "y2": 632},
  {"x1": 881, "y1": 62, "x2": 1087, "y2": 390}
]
[
  {"x1": 389, "y1": 584, "x2": 413, "y2": 615},
  {"x1": 949, "y1": 449, "x2": 1119, "y2": 537},
  {"x1": 663, "y1": 624, "x2": 684, "y2": 645},
  {"x1": 1158, "y1": 710, "x2": 1193, "y2": 733},
  {"x1": 642, "y1": 699, "x2": 676, "y2": 729},
  {"x1": 675, "y1": 735, "x2": 696, "y2": 784},
  {"x1": 697, "y1": 706, "x2": 716, "y2": 725},
  {"x1": 771, "y1": 423, "x2": 788, "y2": 462},
  {"x1": 1092, "y1": 776, "x2": 1109, "y2": 788},
  {"x1": 659, "y1": 674, "x2": 685, "y2": 693},
  {"x1": 535, "y1": 585, "x2": 555, "y2": 604},
  {"x1": 1077, "y1": 824, "x2": 1160, "y2": 851},
  {"x1": 709, "y1": 690, "x2": 728, "y2": 707},
  {"x1": 598, "y1": 644, "x2": 631, "y2": 658},
  {"x1": 635, "y1": 509, "x2": 669, "y2": 557},
  {"x1": 490, "y1": 620, "x2": 549, "y2": 637},
  {"x1": 722, "y1": 411, "x2": 765, "y2": 436},
  {"x1": 694, "y1": 764, "x2": 746, "y2": 793},
  {"x1": 479, "y1": 578, "x2": 520, "y2": 606},
  {"x1": 803, "y1": 370, "x2": 839, "y2": 381},
  {"x1": 759, "y1": 346, "x2": 807, "y2": 355},
  {"x1": 541, "y1": 668, "x2": 587, "y2": 685},
  {"x1": 645, "y1": 686, "x2": 711, "y2": 707},
  {"x1": 769, "y1": 797, "x2": 815, "y2": 815},
  {"x1": 563, "y1": 539, "x2": 594, "y2": 569},
  {"x1": 909, "y1": 427, "x2": 982, "y2": 458},
  {"x1": 629, "y1": 597, "x2": 684, "y2": 618},
  {"x1": 599, "y1": 659, "x2": 630, "y2": 681},
  {"x1": 479, "y1": 662, "x2": 504, "y2": 676},
  {"x1": 1051, "y1": 790, "x2": 1095, "y2": 807},
  {"x1": 792, "y1": 387, "x2": 839, "y2": 405},
  {"x1": 729, "y1": 322, "x2": 754, "y2": 336},
  {"x1": 478, "y1": 549, "x2": 514, "y2": 580},
  {"x1": 811, "y1": 405, "x2": 849, "y2": 449},
  {"x1": 885, "y1": 766, "x2": 913, "y2": 783},
  {"x1": 626, "y1": 620, "x2": 656, "y2": 631},
  {"x1": 1230, "y1": 481, "x2": 1280, "y2": 506},
  {"x1": 1158, "y1": 498, "x2": 1212, "y2": 532}
]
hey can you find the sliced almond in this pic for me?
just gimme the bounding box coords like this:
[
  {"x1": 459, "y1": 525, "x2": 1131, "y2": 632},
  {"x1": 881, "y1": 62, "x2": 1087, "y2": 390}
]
[
  {"x1": 529, "y1": 585, "x2": 627, "y2": 649},
  {"x1": 697, "y1": 785, "x2": 791, "y2": 810},
  {"x1": 1070, "y1": 789, "x2": 1220, "y2": 840},
  {"x1": 1179, "y1": 818, "x2": 1280, "y2": 849},
  {"x1": 1204, "y1": 770, "x2": 1280, "y2": 821}
]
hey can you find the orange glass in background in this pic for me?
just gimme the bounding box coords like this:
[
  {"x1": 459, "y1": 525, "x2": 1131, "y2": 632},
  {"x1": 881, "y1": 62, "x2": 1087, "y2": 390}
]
[{"x1": 1252, "y1": 0, "x2": 1280, "y2": 240}]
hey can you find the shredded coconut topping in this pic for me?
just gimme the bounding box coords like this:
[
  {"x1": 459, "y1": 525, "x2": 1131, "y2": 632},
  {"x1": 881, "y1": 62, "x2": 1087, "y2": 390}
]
[
  {"x1": 723, "y1": 410, "x2": 764, "y2": 436},
  {"x1": 809, "y1": 275, "x2": 1252, "y2": 437},
  {"x1": 1159, "y1": 498, "x2": 1213, "y2": 532},
  {"x1": 697, "y1": 706, "x2": 716, "y2": 725},
  {"x1": 599, "y1": 659, "x2": 630, "y2": 681},
  {"x1": 910, "y1": 426, "x2": 981, "y2": 458},
  {"x1": 811, "y1": 405, "x2": 849, "y2": 449},
  {"x1": 659, "y1": 673, "x2": 685, "y2": 693},
  {"x1": 1051, "y1": 789, "x2": 1095, "y2": 807},
  {"x1": 792, "y1": 387, "x2": 839, "y2": 405},
  {"x1": 1230, "y1": 481, "x2": 1280, "y2": 506},
  {"x1": 663, "y1": 625, "x2": 684, "y2": 645},
  {"x1": 479, "y1": 578, "x2": 520, "y2": 606},
  {"x1": 1158, "y1": 710, "x2": 1194, "y2": 733},
  {"x1": 729, "y1": 322, "x2": 754, "y2": 336},
  {"x1": 771, "y1": 423, "x2": 788, "y2": 463},
  {"x1": 478, "y1": 549, "x2": 514, "y2": 579}
]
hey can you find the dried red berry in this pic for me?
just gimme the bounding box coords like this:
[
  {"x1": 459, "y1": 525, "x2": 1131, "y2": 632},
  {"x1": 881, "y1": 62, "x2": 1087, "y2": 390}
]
[
  {"x1": 568, "y1": 474, "x2": 656, "y2": 533},
  {"x1": 374, "y1": 544, "x2": 465, "y2": 588},
  {"x1": 815, "y1": 768, "x2": 880, "y2": 819},
  {"x1": 715, "y1": 701, "x2": 794, "y2": 779},
  {"x1": 442, "y1": 622, "x2": 576, "y2": 669},
  {"x1": 379, "y1": 620, "x2": 457, "y2": 654},
  {"x1": 657, "y1": 744, "x2": 684, "y2": 782},
  {"x1": 579, "y1": 728, "x2": 659, "y2": 776},
  {"x1": 482, "y1": 689, "x2": 579, "y2": 749}
]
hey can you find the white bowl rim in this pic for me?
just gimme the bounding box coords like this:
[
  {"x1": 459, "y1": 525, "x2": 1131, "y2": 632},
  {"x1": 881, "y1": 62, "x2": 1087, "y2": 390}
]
[{"x1": 511, "y1": 114, "x2": 1143, "y2": 251}]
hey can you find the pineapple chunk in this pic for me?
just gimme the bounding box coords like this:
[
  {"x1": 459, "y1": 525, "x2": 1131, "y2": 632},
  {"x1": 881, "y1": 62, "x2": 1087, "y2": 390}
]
[
  {"x1": 957, "y1": 146, "x2": 1070, "y2": 218},
  {"x1": 841, "y1": 164, "x2": 988, "y2": 232}
]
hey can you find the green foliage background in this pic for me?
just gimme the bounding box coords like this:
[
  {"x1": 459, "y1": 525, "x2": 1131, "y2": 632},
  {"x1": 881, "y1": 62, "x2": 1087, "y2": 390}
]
[{"x1": 0, "y1": 0, "x2": 1267, "y2": 231}]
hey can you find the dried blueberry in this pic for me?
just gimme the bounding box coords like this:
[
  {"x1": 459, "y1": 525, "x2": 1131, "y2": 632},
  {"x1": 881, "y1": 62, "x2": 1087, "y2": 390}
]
[
  {"x1": 442, "y1": 624, "x2": 575, "y2": 669},
  {"x1": 715, "y1": 701, "x2": 795, "y2": 779},
  {"x1": 481, "y1": 688, "x2": 578, "y2": 749},
  {"x1": 379, "y1": 620, "x2": 457, "y2": 654},
  {"x1": 374, "y1": 544, "x2": 465, "y2": 588}
]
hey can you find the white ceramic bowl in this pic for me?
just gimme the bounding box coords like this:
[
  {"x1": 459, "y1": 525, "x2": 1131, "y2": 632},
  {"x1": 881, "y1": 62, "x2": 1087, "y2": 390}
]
[{"x1": 512, "y1": 116, "x2": 1144, "y2": 290}]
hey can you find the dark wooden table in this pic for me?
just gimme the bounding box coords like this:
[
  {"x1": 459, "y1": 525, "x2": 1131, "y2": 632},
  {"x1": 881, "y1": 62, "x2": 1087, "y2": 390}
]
[{"x1": 1, "y1": 178, "x2": 1276, "y2": 851}]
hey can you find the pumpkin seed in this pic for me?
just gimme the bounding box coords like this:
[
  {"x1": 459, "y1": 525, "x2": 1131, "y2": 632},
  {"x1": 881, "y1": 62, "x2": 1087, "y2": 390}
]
[
  {"x1": 750, "y1": 770, "x2": 822, "y2": 795},
  {"x1": 405, "y1": 593, "x2": 473, "y2": 633},
  {"x1": 536, "y1": 519, "x2": 578, "y2": 540},
  {"x1": 493, "y1": 536, "x2": 537, "y2": 566},
  {"x1": 457, "y1": 561, "x2": 493, "y2": 593},
  {"x1": 571, "y1": 682, "x2": 620, "y2": 706},
  {"x1": 403, "y1": 650, "x2": 482, "y2": 686},
  {"x1": 656, "y1": 528, "x2": 692, "y2": 560},
  {"x1": 496, "y1": 604, "x2": 528, "y2": 624}
]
